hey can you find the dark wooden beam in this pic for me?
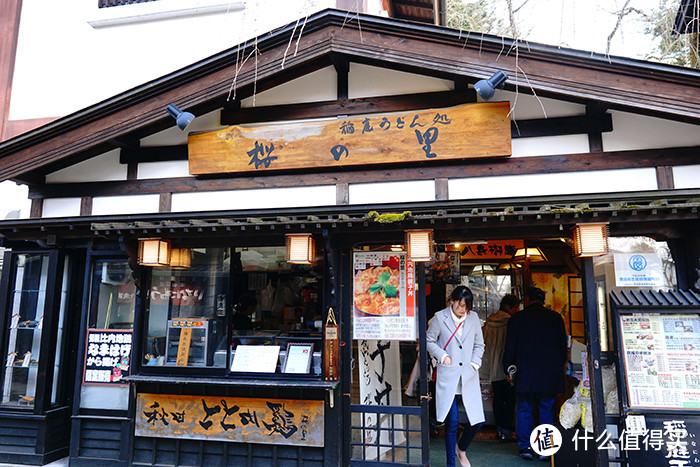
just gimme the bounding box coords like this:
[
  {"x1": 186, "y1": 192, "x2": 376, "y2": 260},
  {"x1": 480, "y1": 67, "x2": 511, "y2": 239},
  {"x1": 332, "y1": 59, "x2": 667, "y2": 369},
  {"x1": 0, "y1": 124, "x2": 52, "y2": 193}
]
[
  {"x1": 330, "y1": 53, "x2": 349, "y2": 100},
  {"x1": 80, "y1": 196, "x2": 93, "y2": 216},
  {"x1": 30, "y1": 198, "x2": 42, "y2": 218},
  {"x1": 511, "y1": 113, "x2": 612, "y2": 138},
  {"x1": 656, "y1": 165, "x2": 675, "y2": 189},
  {"x1": 159, "y1": 192, "x2": 172, "y2": 213},
  {"x1": 27, "y1": 145, "x2": 700, "y2": 199},
  {"x1": 220, "y1": 90, "x2": 477, "y2": 125}
]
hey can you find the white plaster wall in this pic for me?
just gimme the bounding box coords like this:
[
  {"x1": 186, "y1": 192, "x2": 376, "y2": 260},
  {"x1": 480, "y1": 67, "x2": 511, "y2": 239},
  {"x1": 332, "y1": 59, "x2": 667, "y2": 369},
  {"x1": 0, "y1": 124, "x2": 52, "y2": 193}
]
[
  {"x1": 673, "y1": 165, "x2": 700, "y2": 189},
  {"x1": 603, "y1": 111, "x2": 700, "y2": 151},
  {"x1": 138, "y1": 161, "x2": 192, "y2": 180},
  {"x1": 241, "y1": 67, "x2": 338, "y2": 108},
  {"x1": 498, "y1": 91, "x2": 585, "y2": 120},
  {"x1": 349, "y1": 180, "x2": 435, "y2": 205},
  {"x1": 349, "y1": 64, "x2": 453, "y2": 99},
  {"x1": 171, "y1": 185, "x2": 336, "y2": 212},
  {"x1": 45, "y1": 150, "x2": 126, "y2": 183},
  {"x1": 448, "y1": 167, "x2": 658, "y2": 200},
  {"x1": 10, "y1": 0, "x2": 339, "y2": 120},
  {"x1": 92, "y1": 195, "x2": 161, "y2": 215},
  {"x1": 511, "y1": 134, "x2": 590, "y2": 157},
  {"x1": 0, "y1": 182, "x2": 31, "y2": 219},
  {"x1": 42, "y1": 198, "x2": 82, "y2": 218}
]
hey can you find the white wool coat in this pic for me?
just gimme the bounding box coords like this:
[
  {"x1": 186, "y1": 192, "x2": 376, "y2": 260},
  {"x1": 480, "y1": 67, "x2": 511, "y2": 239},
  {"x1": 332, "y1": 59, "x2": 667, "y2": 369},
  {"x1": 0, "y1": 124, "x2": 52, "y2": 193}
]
[{"x1": 426, "y1": 306, "x2": 485, "y2": 425}]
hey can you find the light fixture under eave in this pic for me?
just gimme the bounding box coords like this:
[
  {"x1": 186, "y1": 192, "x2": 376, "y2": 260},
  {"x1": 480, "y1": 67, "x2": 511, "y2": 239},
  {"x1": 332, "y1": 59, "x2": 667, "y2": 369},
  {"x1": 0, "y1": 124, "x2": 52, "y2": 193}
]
[
  {"x1": 474, "y1": 70, "x2": 508, "y2": 101},
  {"x1": 170, "y1": 248, "x2": 192, "y2": 269},
  {"x1": 512, "y1": 247, "x2": 548, "y2": 263},
  {"x1": 166, "y1": 103, "x2": 195, "y2": 131},
  {"x1": 470, "y1": 264, "x2": 496, "y2": 276},
  {"x1": 405, "y1": 229, "x2": 434, "y2": 262},
  {"x1": 138, "y1": 238, "x2": 171, "y2": 267},
  {"x1": 572, "y1": 223, "x2": 610, "y2": 257},
  {"x1": 286, "y1": 234, "x2": 316, "y2": 264}
]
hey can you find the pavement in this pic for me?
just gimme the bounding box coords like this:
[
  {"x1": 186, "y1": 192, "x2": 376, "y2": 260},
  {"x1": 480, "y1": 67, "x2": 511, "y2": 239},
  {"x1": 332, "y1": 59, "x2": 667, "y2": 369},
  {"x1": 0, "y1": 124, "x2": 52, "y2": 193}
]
[{"x1": 0, "y1": 458, "x2": 68, "y2": 467}]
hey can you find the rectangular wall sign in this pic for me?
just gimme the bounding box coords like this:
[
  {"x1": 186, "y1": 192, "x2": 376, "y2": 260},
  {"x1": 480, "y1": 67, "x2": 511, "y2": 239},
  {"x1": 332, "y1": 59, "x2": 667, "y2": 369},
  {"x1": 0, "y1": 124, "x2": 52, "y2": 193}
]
[
  {"x1": 188, "y1": 102, "x2": 511, "y2": 175},
  {"x1": 135, "y1": 393, "x2": 324, "y2": 447},
  {"x1": 82, "y1": 329, "x2": 132, "y2": 386}
]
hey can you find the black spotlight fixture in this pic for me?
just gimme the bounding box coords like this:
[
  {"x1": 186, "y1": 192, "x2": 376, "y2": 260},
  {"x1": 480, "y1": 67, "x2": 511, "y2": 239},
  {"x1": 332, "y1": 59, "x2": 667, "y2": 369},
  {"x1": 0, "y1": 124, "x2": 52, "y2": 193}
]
[
  {"x1": 474, "y1": 70, "x2": 508, "y2": 101},
  {"x1": 166, "y1": 104, "x2": 195, "y2": 131}
]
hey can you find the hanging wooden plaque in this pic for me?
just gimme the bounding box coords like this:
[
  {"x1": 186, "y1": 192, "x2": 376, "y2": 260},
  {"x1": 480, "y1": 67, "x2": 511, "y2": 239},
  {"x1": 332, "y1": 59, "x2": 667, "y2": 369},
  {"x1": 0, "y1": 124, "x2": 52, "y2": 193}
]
[
  {"x1": 323, "y1": 308, "x2": 339, "y2": 381},
  {"x1": 188, "y1": 102, "x2": 511, "y2": 175}
]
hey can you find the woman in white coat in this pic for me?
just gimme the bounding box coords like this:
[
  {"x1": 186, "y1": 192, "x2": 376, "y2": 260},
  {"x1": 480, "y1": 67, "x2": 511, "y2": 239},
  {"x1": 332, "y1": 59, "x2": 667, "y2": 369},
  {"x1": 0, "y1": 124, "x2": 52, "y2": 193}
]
[{"x1": 427, "y1": 286, "x2": 485, "y2": 467}]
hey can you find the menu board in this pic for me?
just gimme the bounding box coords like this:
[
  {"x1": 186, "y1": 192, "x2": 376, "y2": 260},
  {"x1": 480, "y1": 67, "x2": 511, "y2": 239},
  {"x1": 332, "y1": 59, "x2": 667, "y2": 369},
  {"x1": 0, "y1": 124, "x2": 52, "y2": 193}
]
[
  {"x1": 353, "y1": 251, "x2": 416, "y2": 340},
  {"x1": 619, "y1": 313, "x2": 700, "y2": 410}
]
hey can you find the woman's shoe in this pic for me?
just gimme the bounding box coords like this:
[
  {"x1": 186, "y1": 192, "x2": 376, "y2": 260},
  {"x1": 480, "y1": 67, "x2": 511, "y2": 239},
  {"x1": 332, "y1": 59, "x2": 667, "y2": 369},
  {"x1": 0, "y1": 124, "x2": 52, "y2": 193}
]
[{"x1": 456, "y1": 447, "x2": 471, "y2": 467}]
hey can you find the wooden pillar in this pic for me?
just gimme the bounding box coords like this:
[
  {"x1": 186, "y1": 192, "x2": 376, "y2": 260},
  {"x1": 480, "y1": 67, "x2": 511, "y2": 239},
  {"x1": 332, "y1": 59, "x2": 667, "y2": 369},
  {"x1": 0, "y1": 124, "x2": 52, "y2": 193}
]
[{"x1": 581, "y1": 257, "x2": 609, "y2": 467}]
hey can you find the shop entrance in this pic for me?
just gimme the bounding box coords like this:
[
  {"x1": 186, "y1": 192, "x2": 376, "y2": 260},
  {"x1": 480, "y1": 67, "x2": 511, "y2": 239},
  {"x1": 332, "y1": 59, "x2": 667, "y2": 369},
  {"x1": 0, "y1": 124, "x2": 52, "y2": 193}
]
[{"x1": 421, "y1": 238, "x2": 585, "y2": 466}]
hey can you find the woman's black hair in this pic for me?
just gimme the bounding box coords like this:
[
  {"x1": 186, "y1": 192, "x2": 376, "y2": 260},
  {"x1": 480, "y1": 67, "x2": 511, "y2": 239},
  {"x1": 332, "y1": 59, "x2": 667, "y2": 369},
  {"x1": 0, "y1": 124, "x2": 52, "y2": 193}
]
[{"x1": 449, "y1": 285, "x2": 474, "y2": 308}]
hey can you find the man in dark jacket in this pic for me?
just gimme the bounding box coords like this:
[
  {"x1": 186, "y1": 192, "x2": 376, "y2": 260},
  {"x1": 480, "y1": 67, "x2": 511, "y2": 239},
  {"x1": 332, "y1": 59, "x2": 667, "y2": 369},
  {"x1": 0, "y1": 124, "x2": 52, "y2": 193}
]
[{"x1": 503, "y1": 287, "x2": 568, "y2": 460}]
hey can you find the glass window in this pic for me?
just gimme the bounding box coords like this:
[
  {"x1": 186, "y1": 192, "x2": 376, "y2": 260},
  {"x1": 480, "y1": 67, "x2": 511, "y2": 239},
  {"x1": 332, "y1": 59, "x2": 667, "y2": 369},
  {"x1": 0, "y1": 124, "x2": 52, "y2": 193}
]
[
  {"x1": 230, "y1": 247, "x2": 323, "y2": 375},
  {"x1": 144, "y1": 247, "x2": 230, "y2": 368},
  {"x1": 1, "y1": 254, "x2": 49, "y2": 408},
  {"x1": 80, "y1": 259, "x2": 136, "y2": 410}
]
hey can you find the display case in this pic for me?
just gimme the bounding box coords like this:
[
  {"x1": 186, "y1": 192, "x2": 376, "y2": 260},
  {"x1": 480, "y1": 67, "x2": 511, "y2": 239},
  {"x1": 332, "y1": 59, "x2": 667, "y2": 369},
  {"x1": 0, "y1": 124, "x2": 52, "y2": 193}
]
[
  {"x1": 1, "y1": 254, "x2": 48, "y2": 408},
  {"x1": 165, "y1": 318, "x2": 217, "y2": 366}
]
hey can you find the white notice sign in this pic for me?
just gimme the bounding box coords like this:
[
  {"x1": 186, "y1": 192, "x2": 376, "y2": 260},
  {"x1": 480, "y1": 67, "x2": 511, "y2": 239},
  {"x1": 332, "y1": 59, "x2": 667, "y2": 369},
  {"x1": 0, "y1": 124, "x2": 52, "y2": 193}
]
[
  {"x1": 231, "y1": 345, "x2": 280, "y2": 373},
  {"x1": 614, "y1": 253, "x2": 664, "y2": 287}
]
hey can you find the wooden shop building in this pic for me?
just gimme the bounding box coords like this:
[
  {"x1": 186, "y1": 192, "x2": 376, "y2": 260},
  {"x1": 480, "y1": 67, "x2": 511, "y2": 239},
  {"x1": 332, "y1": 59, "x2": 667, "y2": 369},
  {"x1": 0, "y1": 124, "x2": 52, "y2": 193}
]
[{"x1": 0, "y1": 9, "x2": 698, "y2": 467}]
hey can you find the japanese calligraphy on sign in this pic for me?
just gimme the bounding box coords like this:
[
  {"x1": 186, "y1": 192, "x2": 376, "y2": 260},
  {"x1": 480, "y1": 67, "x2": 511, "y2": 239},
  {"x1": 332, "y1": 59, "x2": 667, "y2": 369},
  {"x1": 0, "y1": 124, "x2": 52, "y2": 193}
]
[
  {"x1": 353, "y1": 252, "x2": 416, "y2": 341},
  {"x1": 358, "y1": 340, "x2": 405, "y2": 460},
  {"x1": 459, "y1": 240, "x2": 524, "y2": 260},
  {"x1": 187, "y1": 102, "x2": 511, "y2": 175},
  {"x1": 619, "y1": 313, "x2": 700, "y2": 410},
  {"x1": 135, "y1": 394, "x2": 324, "y2": 447},
  {"x1": 82, "y1": 329, "x2": 132, "y2": 386}
]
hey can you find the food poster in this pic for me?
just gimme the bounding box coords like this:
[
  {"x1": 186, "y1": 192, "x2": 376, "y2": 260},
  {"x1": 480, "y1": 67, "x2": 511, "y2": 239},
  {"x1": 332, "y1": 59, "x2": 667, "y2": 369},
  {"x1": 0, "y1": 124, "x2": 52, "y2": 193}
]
[
  {"x1": 619, "y1": 313, "x2": 700, "y2": 410},
  {"x1": 353, "y1": 252, "x2": 416, "y2": 341},
  {"x1": 426, "y1": 251, "x2": 460, "y2": 283}
]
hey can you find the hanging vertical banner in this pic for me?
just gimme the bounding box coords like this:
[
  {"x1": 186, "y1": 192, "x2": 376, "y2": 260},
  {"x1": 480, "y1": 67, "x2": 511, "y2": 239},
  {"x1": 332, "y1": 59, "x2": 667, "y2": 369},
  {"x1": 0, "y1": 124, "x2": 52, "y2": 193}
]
[
  {"x1": 324, "y1": 307, "x2": 339, "y2": 381},
  {"x1": 353, "y1": 251, "x2": 416, "y2": 341},
  {"x1": 358, "y1": 340, "x2": 405, "y2": 460}
]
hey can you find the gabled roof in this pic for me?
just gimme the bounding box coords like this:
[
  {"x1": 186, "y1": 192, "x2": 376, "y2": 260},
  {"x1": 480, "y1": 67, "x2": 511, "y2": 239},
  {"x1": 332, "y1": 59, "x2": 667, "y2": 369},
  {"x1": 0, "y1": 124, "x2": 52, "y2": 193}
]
[{"x1": 0, "y1": 8, "x2": 698, "y2": 184}]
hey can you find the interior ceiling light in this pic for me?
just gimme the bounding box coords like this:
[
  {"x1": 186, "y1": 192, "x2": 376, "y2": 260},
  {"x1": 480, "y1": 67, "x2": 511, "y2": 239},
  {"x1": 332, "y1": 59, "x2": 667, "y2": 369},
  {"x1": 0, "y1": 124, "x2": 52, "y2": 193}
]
[{"x1": 512, "y1": 247, "x2": 548, "y2": 263}]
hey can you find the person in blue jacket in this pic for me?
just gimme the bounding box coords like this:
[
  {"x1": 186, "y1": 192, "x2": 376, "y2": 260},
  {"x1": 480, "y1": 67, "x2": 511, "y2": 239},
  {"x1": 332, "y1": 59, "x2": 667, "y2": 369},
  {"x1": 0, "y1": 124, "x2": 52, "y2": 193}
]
[{"x1": 503, "y1": 287, "x2": 568, "y2": 461}]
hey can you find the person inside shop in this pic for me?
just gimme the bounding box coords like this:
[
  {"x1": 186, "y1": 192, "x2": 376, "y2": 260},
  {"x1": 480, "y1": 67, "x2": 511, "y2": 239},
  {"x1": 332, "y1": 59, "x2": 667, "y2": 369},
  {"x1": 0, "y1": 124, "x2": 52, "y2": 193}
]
[
  {"x1": 480, "y1": 293, "x2": 520, "y2": 442},
  {"x1": 503, "y1": 287, "x2": 568, "y2": 461},
  {"x1": 427, "y1": 285, "x2": 485, "y2": 467},
  {"x1": 232, "y1": 293, "x2": 257, "y2": 333}
]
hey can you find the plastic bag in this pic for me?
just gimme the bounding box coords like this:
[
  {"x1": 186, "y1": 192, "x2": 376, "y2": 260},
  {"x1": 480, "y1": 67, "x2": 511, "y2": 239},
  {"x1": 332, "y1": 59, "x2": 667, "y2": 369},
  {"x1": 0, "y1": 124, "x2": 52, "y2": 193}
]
[{"x1": 559, "y1": 397, "x2": 582, "y2": 429}]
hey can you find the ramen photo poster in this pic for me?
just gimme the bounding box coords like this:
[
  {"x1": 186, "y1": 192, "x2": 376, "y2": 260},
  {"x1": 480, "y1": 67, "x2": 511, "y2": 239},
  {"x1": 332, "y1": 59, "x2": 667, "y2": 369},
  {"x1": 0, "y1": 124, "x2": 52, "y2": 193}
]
[{"x1": 353, "y1": 251, "x2": 416, "y2": 340}]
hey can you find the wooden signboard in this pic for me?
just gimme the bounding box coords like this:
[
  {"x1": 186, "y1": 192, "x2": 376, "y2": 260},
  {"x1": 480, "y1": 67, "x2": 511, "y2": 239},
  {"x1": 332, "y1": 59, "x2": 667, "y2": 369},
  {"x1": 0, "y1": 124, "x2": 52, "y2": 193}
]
[
  {"x1": 188, "y1": 102, "x2": 511, "y2": 175},
  {"x1": 136, "y1": 393, "x2": 324, "y2": 447},
  {"x1": 175, "y1": 327, "x2": 192, "y2": 366}
]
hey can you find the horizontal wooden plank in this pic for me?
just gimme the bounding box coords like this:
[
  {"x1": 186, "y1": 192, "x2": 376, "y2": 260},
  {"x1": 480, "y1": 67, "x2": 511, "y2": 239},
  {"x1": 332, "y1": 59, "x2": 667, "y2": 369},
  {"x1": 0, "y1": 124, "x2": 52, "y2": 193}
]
[
  {"x1": 27, "y1": 145, "x2": 700, "y2": 200},
  {"x1": 188, "y1": 102, "x2": 512, "y2": 175},
  {"x1": 79, "y1": 438, "x2": 121, "y2": 450},
  {"x1": 77, "y1": 447, "x2": 120, "y2": 459}
]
